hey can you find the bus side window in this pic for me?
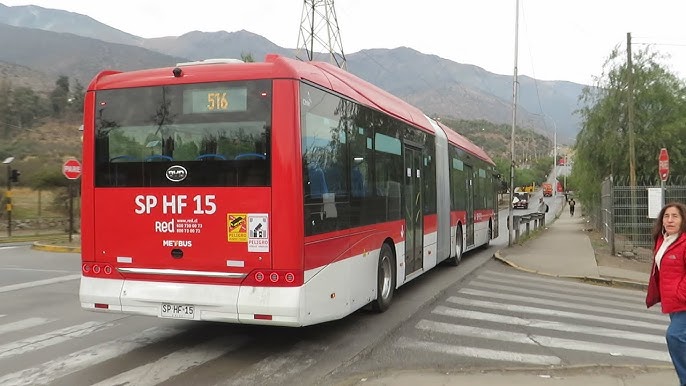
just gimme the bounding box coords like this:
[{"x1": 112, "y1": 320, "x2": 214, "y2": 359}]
[
  {"x1": 351, "y1": 166, "x2": 365, "y2": 197},
  {"x1": 307, "y1": 166, "x2": 328, "y2": 199}
]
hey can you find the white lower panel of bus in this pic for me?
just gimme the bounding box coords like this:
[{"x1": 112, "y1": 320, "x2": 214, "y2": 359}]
[
  {"x1": 80, "y1": 276, "x2": 302, "y2": 326},
  {"x1": 80, "y1": 250, "x2": 383, "y2": 327},
  {"x1": 79, "y1": 231, "x2": 461, "y2": 327}
]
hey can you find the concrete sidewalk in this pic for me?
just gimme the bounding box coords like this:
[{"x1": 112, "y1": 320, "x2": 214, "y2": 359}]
[
  {"x1": 343, "y1": 367, "x2": 678, "y2": 385},
  {"x1": 495, "y1": 202, "x2": 649, "y2": 289}
]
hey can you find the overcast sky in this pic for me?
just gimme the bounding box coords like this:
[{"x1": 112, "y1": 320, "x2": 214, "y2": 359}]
[{"x1": 3, "y1": 0, "x2": 686, "y2": 85}]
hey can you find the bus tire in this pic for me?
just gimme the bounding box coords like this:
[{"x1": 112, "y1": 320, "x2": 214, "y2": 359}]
[
  {"x1": 372, "y1": 243, "x2": 395, "y2": 312},
  {"x1": 446, "y1": 225, "x2": 463, "y2": 266},
  {"x1": 481, "y1": 223, "x2": 492, "y2": 249}
]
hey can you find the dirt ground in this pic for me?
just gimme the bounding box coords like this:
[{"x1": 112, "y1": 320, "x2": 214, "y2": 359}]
[{"x1": 586, "y1": 229, "x2": 653, "y2": 274}]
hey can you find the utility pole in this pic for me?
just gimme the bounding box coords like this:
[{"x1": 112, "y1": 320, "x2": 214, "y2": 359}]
[
  {"x1": 296, "y1": 0, "x2": 347, "y2": 69},
  {"x1": 627, "y1": 32, "x2": 638, "y2": 238},
  {"x1": 5, "y1": 163, "x2": 10, "y2": 237},
  {"x1": 508, "y1": 0, "x2": 520, "y2": 247},
  {"x1": 3, "y1": 157, "x2": 14, "y2": 237},
  {"x1": 627, "y1": 32, "x2": 636, "y2": 188}
]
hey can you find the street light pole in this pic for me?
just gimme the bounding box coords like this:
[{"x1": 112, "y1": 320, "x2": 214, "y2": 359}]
[
  {"x1": 508, "y1": 0, "x2": 520, "y2": 247},
  {"x1": 3, "y1": 157, "x2": 14, "y2": 237},
  {"x1": 544, "y1": 114, "x2": 557, "y2": 186}
]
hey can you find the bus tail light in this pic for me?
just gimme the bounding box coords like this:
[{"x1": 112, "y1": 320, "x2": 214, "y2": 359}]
[
  {"x1": 82, "y1": 263, "x2": 120, "y2": 279},
  {"x1": 242, "y1": 270, "x2": 303, "y2": 287}
]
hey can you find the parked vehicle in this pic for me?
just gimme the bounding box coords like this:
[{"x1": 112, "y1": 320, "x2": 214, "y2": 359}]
[
  {"x1": 512, "y1": 192, "x2": 529, "y2": 209},
  {"x1": 542, "y1": 183, "x2": 553, "y2": 197}
]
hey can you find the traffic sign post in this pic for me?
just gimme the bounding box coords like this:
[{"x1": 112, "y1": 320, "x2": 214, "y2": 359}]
[
  {"x1": 659, "y1": 148, "x2": 669, "y2": 208},
  {"x1": 62, "y1": 159, "x2": 81, "y2": 242}
]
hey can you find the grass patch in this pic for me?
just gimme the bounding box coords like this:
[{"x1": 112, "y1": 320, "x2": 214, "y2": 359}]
[{"x1": 3, "y1": 187, "x2": 76, "y2": 219}]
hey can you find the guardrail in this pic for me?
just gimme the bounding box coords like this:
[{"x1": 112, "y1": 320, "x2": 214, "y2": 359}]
[{"x1": 509, "y1": 213, "x2": 546, "y2": 243}]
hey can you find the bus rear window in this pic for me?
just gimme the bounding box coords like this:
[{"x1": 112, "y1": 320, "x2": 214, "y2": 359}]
[{"x1": 93, "y1": 80, "x2": 272, "y2": 187}]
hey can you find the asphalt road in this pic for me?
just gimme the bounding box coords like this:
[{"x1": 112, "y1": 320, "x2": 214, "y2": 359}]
[
  {"x1": 0, "y1": 239, "x2": 496, "y2": 386},
  {"x1": 1, "y1": 192, "x2": 656, "y2": 386},
  {"x1": 331, "y1": 259, "x2": 670, "y2": 385}
]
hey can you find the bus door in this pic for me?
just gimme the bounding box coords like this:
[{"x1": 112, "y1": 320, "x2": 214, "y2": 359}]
[
  {"x1": 404, "y1": 145, "x2": 423, "y2": 275},
  {"x1": 465, "y1": 165, "x2": 475, "y2": 247}
]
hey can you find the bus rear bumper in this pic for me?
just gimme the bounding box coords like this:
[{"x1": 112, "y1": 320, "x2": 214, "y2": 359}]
[{"x1": 79, "y1": 276, "x2": 304, "y2": 326}]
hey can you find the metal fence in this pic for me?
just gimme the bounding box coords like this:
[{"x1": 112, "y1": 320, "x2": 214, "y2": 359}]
[{"x1": 594, "y1": 176, "x2": 686, "y2": 261}]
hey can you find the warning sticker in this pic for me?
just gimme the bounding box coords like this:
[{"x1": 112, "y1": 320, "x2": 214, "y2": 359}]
[
  {"x1": 227, "y1": 213, "x2": 247, "y2": 242},
  {"x1": 248, "y1": 214, "x2": 269, "y2": 252}
]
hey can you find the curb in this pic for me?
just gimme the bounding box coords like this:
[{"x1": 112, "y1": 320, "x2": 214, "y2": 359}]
[
  {"x1": 336, "y1": 364, "x2": 676, "y2": 386},
  {"x1": 31, "y1": 242, "x2": 81, "y2": 253},
  {"x1": 493, "y1": 250, "x2": 648, "y2": 291}
]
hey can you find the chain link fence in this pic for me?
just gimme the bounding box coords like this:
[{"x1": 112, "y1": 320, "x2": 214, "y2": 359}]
[
  {"x1": 592, "y1": 176, "x2": 686, "y2": 261},
  {"x1": 0, "y1": 188, "x2": 78, "y2": 238}
]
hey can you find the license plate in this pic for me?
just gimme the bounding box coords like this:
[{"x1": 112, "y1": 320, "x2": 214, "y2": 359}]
[{"x1": 160, "y1": 303, "x2": 195, "y2": 319}]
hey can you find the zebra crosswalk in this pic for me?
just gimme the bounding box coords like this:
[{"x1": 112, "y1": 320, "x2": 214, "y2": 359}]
[
  {"x1": 0, "y1": 310, "x2": 329, "y2": 386},
  {"x1": 393, "y1": 269, "x2": 671, "y2": 367},
  {"x1": 0, "y1": 268, "x2": 671, "y2": 385}
]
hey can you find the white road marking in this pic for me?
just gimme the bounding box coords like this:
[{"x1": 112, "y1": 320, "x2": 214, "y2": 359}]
[
  {"x1": 446, "y1": 297, "x2": 666, "y2": 331},
  {"x1": 479, "y1": 271, "x2": 645, "y2": 298},
  {"x1": 92, "y1": 335, "x2": 248, "y2": 386},
  {"x1": 0, "y1": 317, "x2": 54, "y2": 336},
  {"x1": 468, "y1": 280, "x2": 651, "y2": 310},
  {"x1": 1, "y1": 268, "x2": 75, "y2": 273},
  {"x1": 396, "y1": 337, "x2": 562, "y2": 365},
  {"x1": 459, "y1": 288, "x2": 667, "y2": 322},
  {"x1": 0, "y1": 321, "x2": 113, "y2": 360},
  {"x1": 0, "y1": 274, "x2": 80, "y2": 293},
  {"x1": 432, "y1": 306, "x2": 666, "y2": 344},
  {"x1": 416, "y1": 319, "x2": 670, "y2": 362},
  {"x1": 225, "y1": 342, "x2": 322, "y2": 385},
  {"x1": 0, "y1": 326, "x2": 183, "y2": 386}
]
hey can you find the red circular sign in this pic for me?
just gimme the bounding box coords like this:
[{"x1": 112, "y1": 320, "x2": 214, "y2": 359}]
[
  {"x1": 659, "y1": 148, "x2": 669, "y2": 182},
  {"x1": 63, "y1": 159, "x2": 82, "y2": 180}
]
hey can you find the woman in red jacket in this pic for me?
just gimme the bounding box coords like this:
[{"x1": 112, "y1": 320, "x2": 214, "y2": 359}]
[{"x1": 646, "y1": 202, "x2": 686, "y2": 385}]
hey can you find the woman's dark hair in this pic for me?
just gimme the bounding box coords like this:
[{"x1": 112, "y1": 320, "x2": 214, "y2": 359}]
[{"x1": 651, "y1": 201, "x2": 686, "y2": 242}]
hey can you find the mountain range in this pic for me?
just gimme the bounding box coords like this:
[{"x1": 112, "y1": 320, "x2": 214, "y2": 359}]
[{"x1": 0, "y1": 3, "x2": 585, "y2": 143}]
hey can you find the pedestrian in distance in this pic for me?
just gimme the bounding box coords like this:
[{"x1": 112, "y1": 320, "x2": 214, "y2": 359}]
[
  {"x1": 569, "y1": 198, "x2": 575, "y2": 216},
  {"x1": 646, "y1": 202, "x2": 686, "y2": 386},
  {"x1": 537, "y1": 197, "x2": 548, "y2": 214}
]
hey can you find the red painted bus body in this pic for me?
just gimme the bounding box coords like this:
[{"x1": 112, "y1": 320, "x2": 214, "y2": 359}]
[{"x1": 79, "y1": 55, "x2": 500, "y2": 326}]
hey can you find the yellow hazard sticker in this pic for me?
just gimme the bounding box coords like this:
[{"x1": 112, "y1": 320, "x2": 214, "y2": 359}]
[{"x1": 227, "y1": 213, "x2": 247, "y2": 242}]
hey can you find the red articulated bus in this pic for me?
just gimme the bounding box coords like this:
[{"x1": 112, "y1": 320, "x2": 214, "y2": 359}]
[{"x1": 79, "y1": 55, "x2": 500, "y2": 326}]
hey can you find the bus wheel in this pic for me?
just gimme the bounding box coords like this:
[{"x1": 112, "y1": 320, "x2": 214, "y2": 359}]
[
  {"x1": 372, "y1": 243, "x2": 395, "y2": 312},
  {"x1": 446, "y1": 225, "x2": 463, "y2": 266},
  {"x1": 482, "y1": 224, "x2": 492, "y2": 249}
]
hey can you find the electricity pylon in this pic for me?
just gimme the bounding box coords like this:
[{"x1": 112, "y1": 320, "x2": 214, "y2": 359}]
[{"x1": 296, "y1": 0, "x2": 347, "y2": 70}]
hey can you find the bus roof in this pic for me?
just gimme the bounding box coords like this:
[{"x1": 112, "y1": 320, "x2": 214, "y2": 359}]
[
  {"x1": 438, "y1": 121, "x2": 495, "y2": 165},
  {"x1": 277, "y1": 56, "x2": 495, "y2": 166},
  {"x1": 87, "y1": 54, "x2": 494, "y2": 166}
]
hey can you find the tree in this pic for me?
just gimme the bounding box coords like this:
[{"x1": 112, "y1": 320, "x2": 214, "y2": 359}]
[
  {"x1": 0, "y1": 79, "x2": 13, "y2": 138},
  {"x1": 69, "y1": 79, "x2": 85, "y2": 117},
  {"x1": 241, "y1": 52, "x2": 255, "y2": 63},
  {"x1": 50, "y1": 75, "x2": 71, "y2": 118},
  {"x1": 12, "y1": 87, "x2": 46, "y2": 129},
  {"x1": 575, "y1": 46, "x2": 686, "y2": 206}
]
